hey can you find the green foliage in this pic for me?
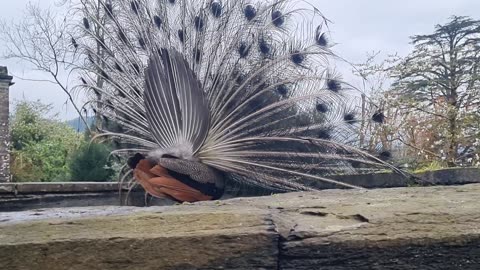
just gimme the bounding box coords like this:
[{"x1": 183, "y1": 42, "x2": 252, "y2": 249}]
[
  {"x1": 68, "y1": 141, "x2": 115, "y2": 182},
  {"x1": 413, "y1": 161, "x2": 444, "y2": 174},
  {"x1": 10, "y1": 101, "x2": 82, "y2": 182},
  {"x1": 10, "y1": 100, "x2": 118, "y2": 182},
  {"x1": 11, "y1": 101, "x2": 51, "y2": 150}
]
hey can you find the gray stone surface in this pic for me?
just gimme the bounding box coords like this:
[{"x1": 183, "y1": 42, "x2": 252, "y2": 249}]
[
  {"x1": 0, "y1": 191, "x2": 179, "y2": 212},
  {"x1": 0, "y1": 183, "x2": 176, "y2": 211},
  {"x1": 0, "y1": 182, "x2": 125, "y2": 195},
  {"x1": 329, "y1": 167, "x2": 480, "y2": 189},
  {"x1": 1, "y1": 184, "x2": 479, "y2": 269},
  {"x1": 14, "y1": 182, "x2": 123, "y2": 193}
]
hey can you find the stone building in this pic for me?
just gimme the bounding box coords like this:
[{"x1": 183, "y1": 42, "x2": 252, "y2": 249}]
[{"x1": 0, "y1": 66, "x2": 13, "y2": 182}]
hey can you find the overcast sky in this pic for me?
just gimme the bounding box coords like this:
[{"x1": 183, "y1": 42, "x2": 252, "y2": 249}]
[{"x1": 1, "y1": 0, "x2": 480, "y2": 120}]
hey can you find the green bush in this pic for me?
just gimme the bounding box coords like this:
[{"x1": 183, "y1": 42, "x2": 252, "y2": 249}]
[
  {"x1": 10, "y1": 101, "x2": 82, "y2": 182},
  {"x1": 68, "y1": 142, "x2": 115, "y2": 182}
]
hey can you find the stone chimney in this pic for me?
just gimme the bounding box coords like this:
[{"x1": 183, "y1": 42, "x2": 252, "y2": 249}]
[{"x1": 0, "y1": 67, "x2": 13, "y2": 182}]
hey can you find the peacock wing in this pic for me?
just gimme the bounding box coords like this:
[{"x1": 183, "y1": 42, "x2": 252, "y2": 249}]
[{"x1": 157, "y1": 158, "x2": 224, "y2": 186}]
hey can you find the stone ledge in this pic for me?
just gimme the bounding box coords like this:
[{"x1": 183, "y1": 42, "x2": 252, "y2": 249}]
[
  {"x1": 2, "y1": 167, "x2": 477, "y2": 196},
  {"x1": 0, "y1": 182, "x2": 126, "y2": 195},
  {"x1": 1, "y1": 184, "x2": 479, "y2": 269}
]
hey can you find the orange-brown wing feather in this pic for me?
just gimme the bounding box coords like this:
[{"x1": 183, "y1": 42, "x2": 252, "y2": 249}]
[
  {"x1": 149, "y1": 165, "x2": 169, "y2": 176},
  {"x1": 133, "y1": 159, "x2": 213, "y2": 202},
  {"x1": 148, "y1": 176, "x2": 213, "y2": 202}
]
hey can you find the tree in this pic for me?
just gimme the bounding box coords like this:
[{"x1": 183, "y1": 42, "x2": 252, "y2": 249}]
[
  {"x1": 392, "y1": 16, "x2": 480, "y2": 167},
  {"x1": 1, "y1": 0, "x2": 141, "y2": 168},
  {"x1": 0, "y1": 2, "x2": 91, "y2": 132},
  {"x1": 10, "y1": 101, "x2": 83, "y2": 182},
  {"x1": 354, "y1": 52, "x2": 402, "y2": 154},
  {"x1": 353, "y1": 51, "x2": 471, "y2": 169},
  {"x1": 69, "y1": 140, "x2": 115, "y2": 182},
  {"x1": 352, "y1": 51, "x2": 431, "y2": 166}
]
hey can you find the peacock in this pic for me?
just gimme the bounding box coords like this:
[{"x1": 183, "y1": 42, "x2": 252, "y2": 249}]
[{"x1": 74, "y1": 0, "x2": 398, "y2": 202}]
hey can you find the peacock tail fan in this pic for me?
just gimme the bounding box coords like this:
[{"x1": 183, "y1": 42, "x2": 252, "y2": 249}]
[{"x1": 72, "y1": 0, "x2": 404, "y2": 199}]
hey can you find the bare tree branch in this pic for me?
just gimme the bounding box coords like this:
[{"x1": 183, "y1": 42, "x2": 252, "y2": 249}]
[{"x1": 0, "y1": 2, "x2": 91, "y2": 133}]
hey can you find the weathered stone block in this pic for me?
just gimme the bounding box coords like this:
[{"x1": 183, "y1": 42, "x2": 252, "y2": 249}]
[
  {"x1": 0, "y1": 209, "x2": 278, "y2": 270},
  {"x1": 1, "y1": 184, "x2": 479, "y2": 269}
]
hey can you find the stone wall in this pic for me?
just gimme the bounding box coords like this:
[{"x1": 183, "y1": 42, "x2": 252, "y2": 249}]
[
  {"x1": 1, "y1": 167, "x2": 479, "y2": 211},
  {"x1": 0, "y1": 67, "x2": 13, "y2": 183},
  {"x1": 0, "y1": 182, "x2": 176, "y2": 211},
  {"x1": 1, "y1": 184, "x2": 479, "y2": 269}
]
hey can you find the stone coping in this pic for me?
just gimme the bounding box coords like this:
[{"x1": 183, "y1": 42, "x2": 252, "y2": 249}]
[
  {"x1": 0, "y1": 182, "x2": 129, "y2": 195},
  {"x1": 0, "y1": 184, "x2": 479, "y2": 269},
  {"x1": 1, "y1": 167, "x2": 479, "y2": 196}
]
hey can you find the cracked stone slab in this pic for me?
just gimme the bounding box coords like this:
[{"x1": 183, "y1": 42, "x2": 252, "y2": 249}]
[
  {"x1": 1, "y1": 184, "x2": 480, "y2": 269},
  {"x1": 0, "y1": 207, "x2": 278, "y2": 270}
]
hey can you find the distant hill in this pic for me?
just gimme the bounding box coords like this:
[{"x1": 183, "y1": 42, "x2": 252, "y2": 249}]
[{"x1": 66, "y1": 116, "x2": 95, "y2": 133}]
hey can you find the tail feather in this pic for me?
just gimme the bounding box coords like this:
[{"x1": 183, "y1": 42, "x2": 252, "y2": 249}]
[{"x1": 75, "y1": 0, "x2": 401, "y2": 193}]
